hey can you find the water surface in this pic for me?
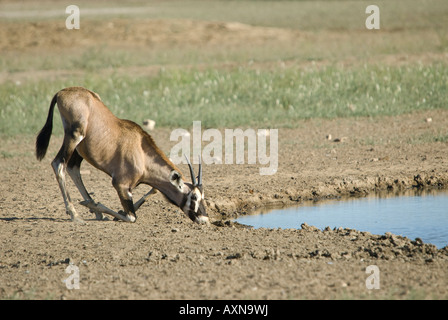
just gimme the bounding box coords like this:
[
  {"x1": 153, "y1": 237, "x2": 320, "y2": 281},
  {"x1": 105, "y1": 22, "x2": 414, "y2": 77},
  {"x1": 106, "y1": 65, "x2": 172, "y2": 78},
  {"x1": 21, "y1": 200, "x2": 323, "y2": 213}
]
[{"x1": 236, "y1": 189, "x2": 448, "y2": 248}]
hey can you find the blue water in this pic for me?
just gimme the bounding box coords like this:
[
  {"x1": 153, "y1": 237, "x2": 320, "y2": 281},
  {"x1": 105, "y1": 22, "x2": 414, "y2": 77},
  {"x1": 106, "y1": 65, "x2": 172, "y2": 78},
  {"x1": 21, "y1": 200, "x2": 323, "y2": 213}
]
[{"x1": 236, "y1": 190, "x2": 448, "y2": 248}]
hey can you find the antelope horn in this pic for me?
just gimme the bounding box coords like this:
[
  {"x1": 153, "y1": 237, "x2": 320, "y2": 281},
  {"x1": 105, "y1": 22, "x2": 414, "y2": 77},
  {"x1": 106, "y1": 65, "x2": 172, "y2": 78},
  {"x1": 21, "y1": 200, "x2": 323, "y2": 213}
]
[
  {"x1": 184, "y1": 154, "x2": 197, "y2": 186},
  {"x1": 198, "y1": 155, "x2": 202, "y2": 187}
]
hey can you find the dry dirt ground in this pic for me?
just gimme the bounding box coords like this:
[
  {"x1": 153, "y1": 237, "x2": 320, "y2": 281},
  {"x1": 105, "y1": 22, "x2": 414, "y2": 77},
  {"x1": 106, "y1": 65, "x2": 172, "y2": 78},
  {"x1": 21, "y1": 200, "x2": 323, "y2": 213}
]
[
  {"x1": 0, "y1": 16, "x2": 447, "y2": 301},
  {"x1": 1, "y1": 112, "x2": 448, "y2": 300}
]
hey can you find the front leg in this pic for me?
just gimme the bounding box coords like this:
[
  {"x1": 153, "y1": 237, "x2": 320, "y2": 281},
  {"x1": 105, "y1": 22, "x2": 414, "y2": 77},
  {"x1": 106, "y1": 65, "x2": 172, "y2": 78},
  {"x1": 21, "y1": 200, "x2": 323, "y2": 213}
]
[
  {"x1": 113, "y1": 181, "x2": 137, "y2": 223},
  {"x1": 134, "y1": 188, "x2": 158, "y2": 212},
  {"x1": 79, "y1": 200, "x2": 133, "y2": 222}
]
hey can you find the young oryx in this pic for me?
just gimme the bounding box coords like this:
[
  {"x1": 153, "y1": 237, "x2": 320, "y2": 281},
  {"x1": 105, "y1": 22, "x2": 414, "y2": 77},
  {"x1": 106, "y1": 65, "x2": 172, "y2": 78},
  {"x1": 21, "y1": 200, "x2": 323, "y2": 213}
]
[{"x1": 35, "y1": 86, "x2": 208, "y2": 225}]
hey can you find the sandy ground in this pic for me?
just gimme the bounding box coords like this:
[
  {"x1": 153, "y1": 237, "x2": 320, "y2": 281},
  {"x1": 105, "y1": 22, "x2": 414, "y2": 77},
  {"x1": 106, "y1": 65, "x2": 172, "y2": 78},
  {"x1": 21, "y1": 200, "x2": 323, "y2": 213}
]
[
  {"x1": 0, "y1": 16, "x2": 447, "y2": 300},
  {"x1": 1, "y1": 111, "x2": 448, "y2": 300}
]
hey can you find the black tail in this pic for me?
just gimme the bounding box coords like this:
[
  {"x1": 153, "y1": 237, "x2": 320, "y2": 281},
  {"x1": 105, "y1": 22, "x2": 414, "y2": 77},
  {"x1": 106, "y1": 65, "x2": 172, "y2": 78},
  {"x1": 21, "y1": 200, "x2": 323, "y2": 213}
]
[{"x1": 36, "y1": 93, "x2": 58, "y2": 161}]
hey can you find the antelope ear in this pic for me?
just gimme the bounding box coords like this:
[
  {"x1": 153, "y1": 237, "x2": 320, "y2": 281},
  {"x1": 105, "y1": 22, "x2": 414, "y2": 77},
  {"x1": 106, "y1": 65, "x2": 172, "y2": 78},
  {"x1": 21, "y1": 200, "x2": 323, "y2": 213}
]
[{"x1": 169, "y1": 170, "x2": 184, "y2": 190}]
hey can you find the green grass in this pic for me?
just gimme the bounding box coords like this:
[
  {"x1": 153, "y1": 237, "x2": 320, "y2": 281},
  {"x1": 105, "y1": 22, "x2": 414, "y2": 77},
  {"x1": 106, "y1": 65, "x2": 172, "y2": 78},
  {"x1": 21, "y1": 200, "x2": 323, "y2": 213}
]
[
  {"x1": 408, "y1": 131, "x2": 448, "y2": 144},
  {"x1": 1, "y1": 63, "x2": 447, "y2": 136}
]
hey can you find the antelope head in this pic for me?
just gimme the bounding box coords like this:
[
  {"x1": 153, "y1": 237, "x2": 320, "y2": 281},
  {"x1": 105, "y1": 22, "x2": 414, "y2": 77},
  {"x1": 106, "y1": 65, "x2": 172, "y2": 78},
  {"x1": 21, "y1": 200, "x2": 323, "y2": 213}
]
[{"x1": 180, "y1": 155, "x2": 208, "y2": 225}]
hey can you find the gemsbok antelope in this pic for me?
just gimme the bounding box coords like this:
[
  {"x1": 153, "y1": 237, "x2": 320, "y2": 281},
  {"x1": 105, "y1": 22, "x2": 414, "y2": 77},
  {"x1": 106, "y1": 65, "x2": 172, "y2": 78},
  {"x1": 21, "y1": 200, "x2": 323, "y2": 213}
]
[{"x1": 35, "y1": 86, "x2": 209, "y2": 225}]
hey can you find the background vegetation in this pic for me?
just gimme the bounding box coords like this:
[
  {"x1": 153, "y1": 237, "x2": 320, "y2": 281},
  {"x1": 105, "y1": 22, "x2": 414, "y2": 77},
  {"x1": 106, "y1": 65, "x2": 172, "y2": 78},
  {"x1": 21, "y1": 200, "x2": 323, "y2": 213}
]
[{"x1": 0, "y1": 0, "x2": 447, "y2": 136}]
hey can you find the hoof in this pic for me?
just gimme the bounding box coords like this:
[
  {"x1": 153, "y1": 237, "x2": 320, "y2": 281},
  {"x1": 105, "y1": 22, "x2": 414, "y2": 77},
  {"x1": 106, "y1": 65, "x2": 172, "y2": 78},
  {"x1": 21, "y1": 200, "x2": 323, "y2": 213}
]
[
  {"x1": 71, "y1": 215, "x2": 85, "y2": 224},
  {"x1": 117, "y1": 210, "x2": 136, "y2": 223},
  {"x1": 67, "y1": 204, "x2": 84, "y2": 224}
]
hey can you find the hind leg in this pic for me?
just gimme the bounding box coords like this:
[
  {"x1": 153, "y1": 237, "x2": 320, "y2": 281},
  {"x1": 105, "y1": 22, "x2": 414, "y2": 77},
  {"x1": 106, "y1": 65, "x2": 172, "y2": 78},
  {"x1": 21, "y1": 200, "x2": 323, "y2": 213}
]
[
  {"x1": 67, "y1": 151, "x2": 135, "y2": 222},
  {"x1": 67, "y1": 150, "x2": 108, "y2": 220},
  {"x1": 52, "y1": 132, "x2": 85, "y2": 223}
]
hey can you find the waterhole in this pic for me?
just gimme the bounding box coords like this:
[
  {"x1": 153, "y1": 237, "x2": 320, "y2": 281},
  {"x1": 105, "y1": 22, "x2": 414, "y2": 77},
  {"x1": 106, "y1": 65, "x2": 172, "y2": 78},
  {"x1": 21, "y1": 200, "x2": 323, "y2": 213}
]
[{"x1": 236, "y1": 189, "x2": 448, "y2": 248}]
